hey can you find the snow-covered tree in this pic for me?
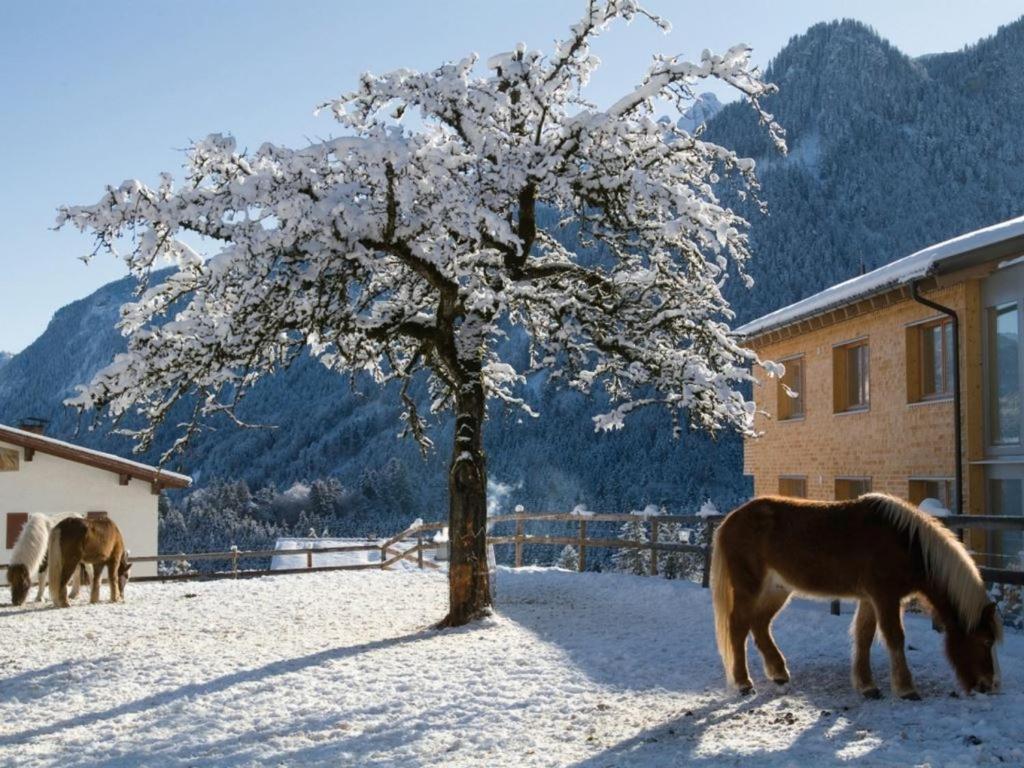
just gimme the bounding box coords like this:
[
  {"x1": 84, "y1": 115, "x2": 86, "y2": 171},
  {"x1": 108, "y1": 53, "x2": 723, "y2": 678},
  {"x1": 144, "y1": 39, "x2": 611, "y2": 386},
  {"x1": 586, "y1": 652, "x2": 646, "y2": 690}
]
[
  {"x1": 556, "y1": 544, "x2": 580, "y2": 571},
  {"x1": 59, "y1": 1, "x2": 782, "y2": 626},
  {"x1": 658, "y1": 520, "x2": 685, "y2": 579},
  {"x1": 613, "y1": 515, "x2": 650, "y2": 575}
]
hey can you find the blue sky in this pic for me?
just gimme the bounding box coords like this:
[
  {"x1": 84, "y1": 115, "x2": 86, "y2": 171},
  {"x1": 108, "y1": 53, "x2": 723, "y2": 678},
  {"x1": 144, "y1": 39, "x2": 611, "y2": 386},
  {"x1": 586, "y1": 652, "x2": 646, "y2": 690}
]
[{"x1": 1, "y1": 1, "x2": 1021, "y2": 353}]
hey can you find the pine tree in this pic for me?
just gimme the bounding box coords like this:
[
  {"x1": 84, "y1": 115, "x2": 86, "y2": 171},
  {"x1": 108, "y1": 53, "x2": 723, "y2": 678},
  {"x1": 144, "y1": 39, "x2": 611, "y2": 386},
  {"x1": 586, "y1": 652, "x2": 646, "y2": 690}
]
[
  {"x1": 556, "y1": 545, "x2": 579, "y2": 571},
  {"x1": 658, "y1": 521, "x2": 685, "y2": 580},
  {"x1": 613, "y1": 516, "x2": 650, "y2": 576}
]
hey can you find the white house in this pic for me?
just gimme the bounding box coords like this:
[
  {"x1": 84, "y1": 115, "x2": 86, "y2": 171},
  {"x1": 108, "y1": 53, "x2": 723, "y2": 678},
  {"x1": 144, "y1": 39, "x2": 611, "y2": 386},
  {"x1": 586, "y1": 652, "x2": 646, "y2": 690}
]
[{"x1": 1, "y1": 422, "x2": 191, "y2": 581}]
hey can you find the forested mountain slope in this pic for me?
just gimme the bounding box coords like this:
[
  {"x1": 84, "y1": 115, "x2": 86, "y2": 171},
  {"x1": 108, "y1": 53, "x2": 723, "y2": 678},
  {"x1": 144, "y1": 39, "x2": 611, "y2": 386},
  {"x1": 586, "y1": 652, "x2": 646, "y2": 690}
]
[{"x1": 2, "y1": 17, "x2": 1022, "y2": 531}]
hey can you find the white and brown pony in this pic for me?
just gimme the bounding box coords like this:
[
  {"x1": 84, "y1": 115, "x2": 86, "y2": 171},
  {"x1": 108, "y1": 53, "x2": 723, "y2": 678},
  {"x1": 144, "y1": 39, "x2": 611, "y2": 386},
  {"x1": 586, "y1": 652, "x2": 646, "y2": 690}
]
[
  {"x1": 711, "y1": 493, "x2": 1002, "y2": 699},
  {"x1": 48, "y1": 516, "x2": 130, "y2": 608},
  {"x1": 7, "y1": 513, "x2": 90, "y2": 606}
]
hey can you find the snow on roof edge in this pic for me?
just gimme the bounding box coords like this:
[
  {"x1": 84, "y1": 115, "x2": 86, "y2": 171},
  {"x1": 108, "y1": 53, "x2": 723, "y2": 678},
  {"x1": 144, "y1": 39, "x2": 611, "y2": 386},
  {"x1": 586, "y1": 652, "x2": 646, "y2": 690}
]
[
  {"x1": 0, "y1": 423, "x2": 191, "y2": 485},
  {"x1": 736, "y1": 215, "x2": 1024, "y2": 339}
]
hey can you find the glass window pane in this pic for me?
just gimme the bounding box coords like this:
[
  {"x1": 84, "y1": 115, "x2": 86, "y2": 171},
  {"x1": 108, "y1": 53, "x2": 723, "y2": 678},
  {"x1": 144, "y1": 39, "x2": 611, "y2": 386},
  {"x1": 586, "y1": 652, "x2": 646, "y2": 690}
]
[
  {"x1": 778, "y1": 358, "x2": 804, "y2": 420},
  {"x1": 990, "y1": 305, "x2": 1020, "y2": 444},
  {"x1": 989, "y1": 479, "x2": 1023, "y2": 569}
]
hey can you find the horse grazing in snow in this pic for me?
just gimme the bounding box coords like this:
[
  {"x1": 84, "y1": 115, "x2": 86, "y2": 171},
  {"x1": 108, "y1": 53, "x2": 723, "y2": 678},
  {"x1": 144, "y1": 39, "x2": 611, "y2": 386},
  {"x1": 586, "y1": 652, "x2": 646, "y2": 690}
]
[
  {"x1": 711, "y1": 493, "x2": 1002, "y2": 699},
  {"x1": 48, "y1": 516, "x2": 130, "y2": 608},
  {"x1": 7, "y1": 513, "x2": 90, "y2": 606}
]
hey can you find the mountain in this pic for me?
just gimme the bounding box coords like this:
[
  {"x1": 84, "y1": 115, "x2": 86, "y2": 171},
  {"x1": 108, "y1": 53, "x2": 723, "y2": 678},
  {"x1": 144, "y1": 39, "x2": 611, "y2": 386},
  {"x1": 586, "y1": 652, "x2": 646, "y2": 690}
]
[
  {"x1": 2, "y1": 17, "x2": 1024, "y2": 533},
  {"x1": 676, "y1": 92, "x2": 723, "y2": 133},
  {"x1": 0, "y1": 352, "x2": 11, "y2": 372}
]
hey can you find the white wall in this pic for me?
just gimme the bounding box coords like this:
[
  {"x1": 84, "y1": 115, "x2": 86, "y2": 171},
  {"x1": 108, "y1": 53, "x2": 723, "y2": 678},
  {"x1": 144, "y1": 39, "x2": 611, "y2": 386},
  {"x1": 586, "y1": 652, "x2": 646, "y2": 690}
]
[{"x1": 1, "y1": 439, "x2": 159, "y2": 580}]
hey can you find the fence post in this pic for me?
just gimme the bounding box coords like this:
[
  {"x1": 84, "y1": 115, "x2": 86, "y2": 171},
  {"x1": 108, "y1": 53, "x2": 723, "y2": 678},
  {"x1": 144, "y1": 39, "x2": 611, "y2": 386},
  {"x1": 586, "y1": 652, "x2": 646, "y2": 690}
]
[
  {"x1": 515, "y1": 517, "x2": 524, "y2": 568},
  {"x1": 231, "y1": 546, "x2": 239, "y2": 579},
  {"x1": 578, "y1": 519, "x2": 587, "y2": 572},
  {"x1": 417, "y1": 534, "x2": 424, "y2": 569},
  {"x1": 701, "y1": 519, "x2": 717, "y2": 589},
  {"x1": 649, "y1": 519, "x2": 659, "y2": 576},
  {"x1": 306, "y1": 549, "x2": 313, "y2": 570}
]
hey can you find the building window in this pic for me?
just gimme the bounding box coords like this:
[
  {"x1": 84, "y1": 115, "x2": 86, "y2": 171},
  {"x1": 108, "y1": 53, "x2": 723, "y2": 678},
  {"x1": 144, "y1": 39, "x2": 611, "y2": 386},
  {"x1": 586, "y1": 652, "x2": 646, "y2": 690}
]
[
  {"x1": 987, "y1": 478, "x2": 1023, "y2": 569},
  {"x1": 908, "y1": 478, "x2": 954, "y2": 510},
  {"x1": 6, "y1": 512, "x2": 27, "y2": 549},
  {"x1": 0, "y1": 447, "x2": 18, "y2": 472},
  {"x1": 777, "y1": 356, "x2": 805, "y2": 421},
  {"x1": 778, "y1": 476, "x2": 807, "y2": 498},
  {"x1": 907, "y1": 319, "x2": 953, "y2": 402},
  {"x1": 835, "y1": 477, "x2": 871, "y2": 500},
  {"x1": 989, "y1": 303, "x2": 1021, "y2": 445},
  {"x1": 833, "y1": 340, "x2": 869, "y2": 413}
]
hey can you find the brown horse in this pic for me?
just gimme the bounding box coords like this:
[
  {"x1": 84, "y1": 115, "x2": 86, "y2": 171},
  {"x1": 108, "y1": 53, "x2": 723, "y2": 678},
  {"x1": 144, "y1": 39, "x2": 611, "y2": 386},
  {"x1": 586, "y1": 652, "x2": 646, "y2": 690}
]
[
  {"x1": 47, "y1": 516, "x2": 131, "y2": 608},
  {"x1": 711, "y1": 493, "x2": 1002, "y2": 699}
]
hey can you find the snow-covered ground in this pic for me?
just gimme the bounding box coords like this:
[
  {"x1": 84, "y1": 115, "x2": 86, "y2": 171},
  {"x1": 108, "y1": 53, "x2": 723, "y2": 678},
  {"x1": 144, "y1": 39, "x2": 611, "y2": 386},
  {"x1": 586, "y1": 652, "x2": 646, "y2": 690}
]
[{"x1": 1, "y1": 568, "x2": 1021, "y2": 767}]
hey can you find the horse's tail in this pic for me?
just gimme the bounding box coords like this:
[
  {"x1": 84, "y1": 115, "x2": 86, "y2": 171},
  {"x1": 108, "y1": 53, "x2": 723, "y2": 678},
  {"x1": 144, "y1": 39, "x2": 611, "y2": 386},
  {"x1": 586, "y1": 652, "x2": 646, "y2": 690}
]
[
  {"x1": 47, "y1": 525, "x2": 65, "y2": 607},
  {"x1": 710, "y1": 521, "x2": 734, "y2": 685}
]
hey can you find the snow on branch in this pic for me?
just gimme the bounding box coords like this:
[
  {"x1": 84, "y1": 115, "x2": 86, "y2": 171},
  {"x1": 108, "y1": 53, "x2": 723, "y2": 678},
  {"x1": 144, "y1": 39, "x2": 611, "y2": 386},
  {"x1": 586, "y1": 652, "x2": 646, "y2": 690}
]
[{"x1": 58, "y1": 0, "x2": 784, "y2": 457}]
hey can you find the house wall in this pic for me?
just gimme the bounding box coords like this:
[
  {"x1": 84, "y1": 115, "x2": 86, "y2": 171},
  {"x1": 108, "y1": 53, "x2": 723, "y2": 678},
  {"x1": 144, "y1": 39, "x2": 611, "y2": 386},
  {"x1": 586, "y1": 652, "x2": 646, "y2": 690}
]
[
  {"x1": 744, "y1": 281, "x2": 983, "y2": 517},
  {"x1": 1, "y1": 439, "x2": 159, "y2": 582}
]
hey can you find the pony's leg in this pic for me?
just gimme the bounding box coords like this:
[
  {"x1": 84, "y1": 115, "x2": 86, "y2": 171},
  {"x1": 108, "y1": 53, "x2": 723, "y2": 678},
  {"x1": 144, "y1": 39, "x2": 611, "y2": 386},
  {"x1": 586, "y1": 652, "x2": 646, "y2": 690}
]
[
  {"x1": 108, "y1": 559, "x2": 120, "y2": 603},
  {"x1": 69, "y1": 567, "x2": 81, "y2": 600},
  {"x1": 851, "y1": 600, "x2": 880, "y2": 698},
  {"x1": 874, "y1": 598, "x2": 919, "y2": 700},
  {"x1": 34, "y1": 572, "x2": 46, "y2": 602},
  {"x1": 57, "y1": 559, "x2": 76, "y2": 609},
  {"x1": 90, "y1": 565, "x2": 102, "y2": 603},
  {"x1": 752, "y1": 588, "x2": 791, "y2": 685},
  {"x1": 728, "y1": 595, "x2": 756, "y2": 694}
]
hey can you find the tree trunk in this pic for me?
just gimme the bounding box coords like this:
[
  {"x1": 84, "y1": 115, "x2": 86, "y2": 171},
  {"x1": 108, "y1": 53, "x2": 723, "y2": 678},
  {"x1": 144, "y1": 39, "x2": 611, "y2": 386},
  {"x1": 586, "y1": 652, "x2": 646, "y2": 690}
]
[{"x1": 440, "y1": 377, "x2": 491, "y2": 627}]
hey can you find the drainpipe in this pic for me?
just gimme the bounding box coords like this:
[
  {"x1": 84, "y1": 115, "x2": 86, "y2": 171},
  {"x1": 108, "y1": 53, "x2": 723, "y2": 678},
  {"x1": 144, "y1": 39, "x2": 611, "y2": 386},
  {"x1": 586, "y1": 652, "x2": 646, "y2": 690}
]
[{"x1": 911, "y1": 280, "x2": 963, "y2": 515}]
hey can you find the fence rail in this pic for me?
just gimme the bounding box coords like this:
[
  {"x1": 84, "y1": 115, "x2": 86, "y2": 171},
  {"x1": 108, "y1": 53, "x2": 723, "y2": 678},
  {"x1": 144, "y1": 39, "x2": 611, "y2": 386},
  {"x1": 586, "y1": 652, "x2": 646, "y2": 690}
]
[{"x1": 8, "y1": 509, "x2": 1022, "y2": 590}]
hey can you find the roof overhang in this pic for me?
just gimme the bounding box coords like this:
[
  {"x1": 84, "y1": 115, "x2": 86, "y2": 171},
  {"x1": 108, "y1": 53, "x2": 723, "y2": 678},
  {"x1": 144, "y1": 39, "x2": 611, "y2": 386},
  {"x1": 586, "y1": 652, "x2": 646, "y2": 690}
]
[
  {"x1": 0, "y1": 424, "x2": 191, "y2": 491},
  {"x1": 736, "y1": 216, "x2": 1024, "y2": 343}
]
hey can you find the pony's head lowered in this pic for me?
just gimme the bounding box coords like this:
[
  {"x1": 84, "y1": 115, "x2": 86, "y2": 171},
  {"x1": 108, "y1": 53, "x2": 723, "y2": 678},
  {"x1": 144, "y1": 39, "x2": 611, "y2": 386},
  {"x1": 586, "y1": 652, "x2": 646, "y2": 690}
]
[
  {"x1": 946, "y1": 601, "x2": 1003, "y2": 694},
  {"x1": 117, "y1": 553, "x2": 132, "y2": 599},
  {"x1": 8, "y1": 564, "x2": 30, "y2": 606}
]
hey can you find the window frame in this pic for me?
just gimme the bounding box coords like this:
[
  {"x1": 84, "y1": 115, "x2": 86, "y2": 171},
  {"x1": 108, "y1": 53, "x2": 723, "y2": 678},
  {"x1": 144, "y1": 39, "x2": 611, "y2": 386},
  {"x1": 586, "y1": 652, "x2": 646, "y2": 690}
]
[
  {"x1": 906, "y1": 317, "x2": 954, "y2": 403},
  {"x1": 908, "y1": 477, "x2": 954, "y2": 509},
  {"x1": 984, "y1": 300, "x2": 1024, "y2": 451},
  {"x1": 833, "y1": 338, "x2": 870, "y2": 414},
  {"x1": 6, "y1": 512, "x2": 28, "y2": 549},
  {"x1": 776, "y1": 354, "x2": 806, "y2": 422},
  {"x1": 835, "y1": 476, "x2": 872, "y2": 500},
  {"x1": 778, "y1": 476, "x2": 808, "y2": 498}
]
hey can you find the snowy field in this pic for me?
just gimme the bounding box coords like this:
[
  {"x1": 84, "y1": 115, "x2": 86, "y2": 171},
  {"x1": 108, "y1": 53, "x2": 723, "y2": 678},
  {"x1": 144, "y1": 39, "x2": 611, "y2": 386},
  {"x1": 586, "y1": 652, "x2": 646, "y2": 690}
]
[{"x1": 1, "y1": 569, "x2": 1021, "y2": 768}]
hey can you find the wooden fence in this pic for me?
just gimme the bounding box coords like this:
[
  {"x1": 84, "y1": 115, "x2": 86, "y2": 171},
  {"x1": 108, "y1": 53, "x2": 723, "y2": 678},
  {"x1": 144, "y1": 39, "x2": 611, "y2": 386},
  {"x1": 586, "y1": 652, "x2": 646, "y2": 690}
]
[{"x1": 13, "y1": 510, "x2": 1021, "y2": 590}]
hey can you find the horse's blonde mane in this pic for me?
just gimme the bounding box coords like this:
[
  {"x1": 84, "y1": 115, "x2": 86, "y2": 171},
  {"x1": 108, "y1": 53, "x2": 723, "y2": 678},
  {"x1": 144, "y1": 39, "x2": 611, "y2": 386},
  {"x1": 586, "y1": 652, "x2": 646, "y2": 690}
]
[
  {"x1": 10, "y1": 513, "x2": 53, "y2": 576},
  {"x1": 862, "y1": 493, "x2": 988, "y2": 631}
]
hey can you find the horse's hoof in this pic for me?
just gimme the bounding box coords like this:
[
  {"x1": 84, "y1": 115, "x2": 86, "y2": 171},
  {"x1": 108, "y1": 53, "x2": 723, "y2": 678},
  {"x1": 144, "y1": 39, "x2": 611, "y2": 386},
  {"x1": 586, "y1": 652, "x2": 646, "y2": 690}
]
[
  {"x1": 861, "y1": 687, "x2": 882, "y2": 700},
  {"x1": 900, "y1": 691, "x2": 922, "y2": 701},
  {"x1": 772, "y1": 676, "x2": 790, "y2": 686},
  {"x1": 738, "y1": 684, "x2": 755, "y2": 696}
]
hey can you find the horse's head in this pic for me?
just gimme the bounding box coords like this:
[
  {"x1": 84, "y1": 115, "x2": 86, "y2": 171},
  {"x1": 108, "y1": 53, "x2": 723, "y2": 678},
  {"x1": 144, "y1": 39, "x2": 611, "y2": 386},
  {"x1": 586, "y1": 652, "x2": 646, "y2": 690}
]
[
  {"x1": 117, "y1": 556, "x2": 132, "y2": 598},
  {"x1": 947, "y1": 602, "x2": 1002, "y2": 694},
  {"x1": 8, "y1": 564, "x2": 30, "y2": 606}
]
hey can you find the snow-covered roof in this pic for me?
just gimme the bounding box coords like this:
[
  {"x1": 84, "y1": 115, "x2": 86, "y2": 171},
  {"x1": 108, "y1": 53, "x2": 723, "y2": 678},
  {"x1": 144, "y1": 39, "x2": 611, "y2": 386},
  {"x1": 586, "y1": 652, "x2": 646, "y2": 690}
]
[
  {"x1": 0, "y1": 423, "x2": 191, "y2": 488},
  {"x1": 736, "y1": 215, "x2": 1024, "y2": 339}
]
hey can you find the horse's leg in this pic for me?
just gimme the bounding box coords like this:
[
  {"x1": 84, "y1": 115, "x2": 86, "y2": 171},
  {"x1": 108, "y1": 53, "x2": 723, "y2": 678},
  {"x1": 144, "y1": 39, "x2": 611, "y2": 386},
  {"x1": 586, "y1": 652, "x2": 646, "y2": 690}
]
[
  {"x1": 57, "y1": 557, "x2": 77, "y2": 609},
  {"x1": 108, "y1": 558, "x2": 120, "y2": 603},
  {"x1": 90, "y1": 563, "x2": 102, "y2": 603},
  {"x1": 34, "y1": 569, "x2": 46, "y2": 602},
  {"x1": 874, "y1": 597, "x2": 919, "y2": 700},
  {"x1": 752, "y1": 587, "x2": 791, "y2": 685},
  {"x1": 851, "y1": 599, "x2": 880, "y2": 698},
  {"x1": 69, "y1": 566, "x2": 81, "y2": 600}
]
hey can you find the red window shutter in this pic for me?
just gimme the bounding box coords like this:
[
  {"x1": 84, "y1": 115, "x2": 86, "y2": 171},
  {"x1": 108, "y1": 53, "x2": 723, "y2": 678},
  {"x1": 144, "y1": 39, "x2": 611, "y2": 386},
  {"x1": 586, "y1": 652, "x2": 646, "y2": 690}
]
[
  {"x1": 87, "y1": 511, "x2": 108, "y2": 520},
  {"x1": 6, "y1": 512, "x2": 28, "y2": 549}
]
